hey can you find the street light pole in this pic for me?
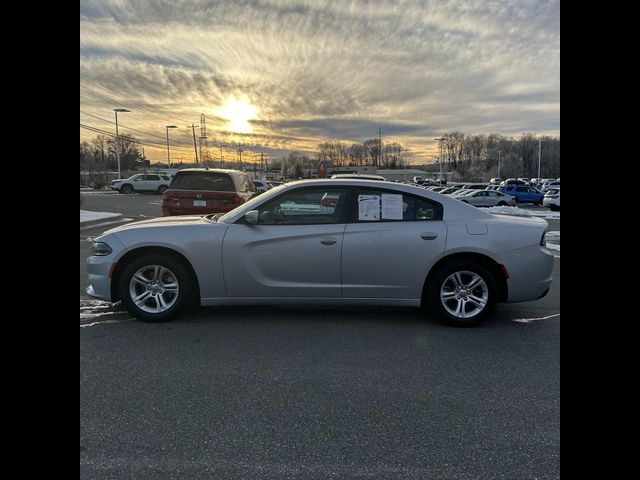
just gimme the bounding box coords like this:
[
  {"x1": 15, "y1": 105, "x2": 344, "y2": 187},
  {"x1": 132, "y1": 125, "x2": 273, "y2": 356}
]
[
  {"x1": 434, "y1": 138, "x2": 444, "y2": 183},
  {"x1": 498, "y1": 151, "x2": 501, "y2": 178},
  {"x1": 113, "y1": 108, "x2": 130, "y2": 179},
  {"x1": 537, "y1": 138, "x2": 542, "y2": 182},
  {"x1": 166, "y1": 125, "x2": 178, "y2": 170}
]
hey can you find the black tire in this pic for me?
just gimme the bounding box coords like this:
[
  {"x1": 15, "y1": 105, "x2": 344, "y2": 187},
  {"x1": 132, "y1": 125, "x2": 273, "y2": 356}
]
[
  {"x1": 537, "y1": 198, "x2": 544, "y2": 205},
  {"x1": 427, "y1": 259, "x2": 497, "y2": 327},
  {"x1": 121, "y1": 184, "x2": 134, "y2": 194},
  {"x1": 118, "y1": 253, "x2": 191, "y2": 322},
  {"x1": 157, "y1": 185, "x2": 168, "y2": 195},
  {"x1": 497, "y1": 201, "x2": 507, "y2": 206}
]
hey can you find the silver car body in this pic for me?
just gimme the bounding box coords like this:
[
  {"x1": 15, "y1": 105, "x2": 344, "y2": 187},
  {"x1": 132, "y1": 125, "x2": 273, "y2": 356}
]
[
  {"x1": 87, "y1": 179, "x2": 553, "y2": 307},
  {"x1": 457, "y1": 190, "x2": 517, "y2": 207}
]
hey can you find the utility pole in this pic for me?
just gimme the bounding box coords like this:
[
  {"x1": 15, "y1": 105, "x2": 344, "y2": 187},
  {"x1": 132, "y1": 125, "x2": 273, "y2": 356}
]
[
  {"x1": 238, "y1": 144, "x2": 243, "y2": 170},
  {"x1": 188, "y1": 123, "x2": 199, "y2": 165},
  {"x1": 498, "y1": 151, "x2": 501, "y2": 178},
  {"x1": 220, "y1": 145, "x2": 224, "y2": 168},
  {"x1": 113, "y1": 108, "x2": 130, "y2": 179},
  {"x1": 259, "y1": 152, "x2": 264, "y2": 179},
  {"x1": 378, "y1": 127, "x2": 382, "y2": 167}
]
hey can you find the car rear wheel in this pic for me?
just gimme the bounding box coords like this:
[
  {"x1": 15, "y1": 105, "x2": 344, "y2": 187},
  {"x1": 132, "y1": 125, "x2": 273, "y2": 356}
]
[
  {"x1": 427, "y1": 260, "x2": 497, "y2": 327},
  {"x1": 157, "y1": 185, "x2": 168, "y2": 195},
  {"x1": 121, "y1": 184, "x2": 134, "y2": 194},
  {"x1": 118, "y1": 253, "x2": 191, "y2": 322}
]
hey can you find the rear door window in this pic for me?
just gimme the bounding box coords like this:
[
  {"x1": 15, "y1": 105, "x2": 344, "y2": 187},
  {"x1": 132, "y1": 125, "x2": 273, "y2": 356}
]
[{"x1": 352, "y1": 189, "x2": 442, "y2": 222}]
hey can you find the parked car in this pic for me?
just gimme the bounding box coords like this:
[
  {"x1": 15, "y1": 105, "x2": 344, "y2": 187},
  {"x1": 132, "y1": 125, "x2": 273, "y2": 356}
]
[
  {"x1": 500, "y1": 178, "x2": 527, "y2": 186},
  {"x1": 461, "y1": 183, "x2": 490, "y2": 190},
  {"x1": 458, "y1": 190, "x2": 516, "y2": 207},
  {"x1": 253, "y1": 180, "x2": 271, "y2": 194},
  {"x1": 489, "y1": 178, "x2": 503, "y2": 185},
  {"x1": 451, "y1": 189, "x2": 475, "y2": 197},
  {"x1": 497, "y1": 185, "x2": 545, "y2": 204},
  {"x1": 111, "y1": 173, "x2": 172, "y2": 194},
  {"x1": 266, "y1": 180, "x2": 283, "y2": 188},
  {"x1": 87, "y1": 179, "x2": 554, "y2": 327},
  {"x1": 439, "y1": 186, "x2": 462, "y2": 195},
  {"x1": 543, "y1": 189, "x2": 560, "y2": 211},
  {"x1": 331, "y1": 174, "x2": 387, "y2": 181},
  {"x1": 162, "y1": 168, "x2": 256, "y2": 216},
  {"x1": 541, "y1": 180, "x2": 560, "y2": 192}
]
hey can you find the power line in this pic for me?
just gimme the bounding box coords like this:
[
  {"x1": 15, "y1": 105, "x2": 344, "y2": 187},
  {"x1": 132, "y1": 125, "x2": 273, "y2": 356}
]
[
  {"x1": 80, "y1": 123, "x2": 196, "y2": 154},
  {"x1": 80, "y1": 72, "x2": 195, "y2": 126},
  {"x1": 80, "y1": 110, "x2": 171, "y2": 142}
]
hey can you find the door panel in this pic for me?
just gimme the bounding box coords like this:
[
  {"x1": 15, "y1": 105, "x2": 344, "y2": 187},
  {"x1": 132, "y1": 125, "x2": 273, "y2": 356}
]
[
  {"x1": 341, "y1": 221, "x2": 447, "y2": 299},
  {"x1": 222, "y1": 224, "x2": 346, "y2": 297}
]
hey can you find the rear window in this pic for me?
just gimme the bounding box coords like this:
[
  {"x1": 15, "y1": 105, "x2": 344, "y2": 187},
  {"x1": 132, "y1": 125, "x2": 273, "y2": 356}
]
[{"x1": 169, "y1": 172, "x2": 235, "y2": 191}]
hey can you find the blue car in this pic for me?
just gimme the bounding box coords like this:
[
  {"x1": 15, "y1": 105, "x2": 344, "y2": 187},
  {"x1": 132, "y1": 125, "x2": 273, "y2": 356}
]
[{"x1": 497, "y1": 185, "x2": 545, "y2": 204}]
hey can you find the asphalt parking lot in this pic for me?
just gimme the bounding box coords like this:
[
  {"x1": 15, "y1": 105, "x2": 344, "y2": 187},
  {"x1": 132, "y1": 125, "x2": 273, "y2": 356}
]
[{"x1": 80, "y1": 191, "x2": 560, "y2": 479}]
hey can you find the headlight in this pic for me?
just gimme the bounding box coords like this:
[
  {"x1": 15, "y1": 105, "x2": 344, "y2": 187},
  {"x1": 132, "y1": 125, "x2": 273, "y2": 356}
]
[{"x1": 92, "y1": 242, "x2": 112, "y2": 256}]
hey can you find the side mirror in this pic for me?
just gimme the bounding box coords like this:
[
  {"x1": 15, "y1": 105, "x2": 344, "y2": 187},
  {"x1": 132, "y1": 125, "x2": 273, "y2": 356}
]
[{"x1": 244, "y1": 210, "x2": 259, "y2": 225}]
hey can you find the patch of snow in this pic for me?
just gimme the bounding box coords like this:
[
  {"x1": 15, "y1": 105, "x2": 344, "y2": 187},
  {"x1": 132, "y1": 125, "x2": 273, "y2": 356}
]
[
  {"x1": 545, "y1": 243, "x2": 560, "y2": 251},
  {"x1": 487, "y1": 206, "x2": 560, "y2": 219},
  {"x1": 80, "y1": 210, "x2": 121, "y2": 222}
]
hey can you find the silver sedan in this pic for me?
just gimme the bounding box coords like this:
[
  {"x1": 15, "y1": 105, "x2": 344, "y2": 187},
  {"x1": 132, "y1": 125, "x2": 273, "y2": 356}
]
[
  {"x1": 457, "y1": 190, "x2": 516, "y2": 207},
  {"x1": 86, "y1": 179, "x2": 554, "y2": 326}
]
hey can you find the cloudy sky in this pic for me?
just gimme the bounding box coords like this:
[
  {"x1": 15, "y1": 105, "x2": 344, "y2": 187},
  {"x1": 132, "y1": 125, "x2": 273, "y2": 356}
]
[{"x1": 80, "y1": 0, "x2": 560, "y2": 165}]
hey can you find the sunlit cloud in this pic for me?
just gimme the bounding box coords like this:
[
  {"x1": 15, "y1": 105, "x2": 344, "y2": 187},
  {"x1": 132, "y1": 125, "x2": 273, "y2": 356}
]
[{"x1": 80, "y1": 0, "x2": 559, "y2": 164}]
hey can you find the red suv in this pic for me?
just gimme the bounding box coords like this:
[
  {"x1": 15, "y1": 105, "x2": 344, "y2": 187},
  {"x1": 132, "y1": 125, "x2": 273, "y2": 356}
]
[{"x1": 162, "y1": 169, "x2": 256, "y2": 216}]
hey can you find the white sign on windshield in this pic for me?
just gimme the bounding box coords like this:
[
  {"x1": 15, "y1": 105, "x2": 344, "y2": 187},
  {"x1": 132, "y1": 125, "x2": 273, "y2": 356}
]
[
  {"x1": 358, "y1": 195, "x2": 380, "y2": 221},
  {"x1": 381, "y1": 194, "x2": 403, "y2": 220}
]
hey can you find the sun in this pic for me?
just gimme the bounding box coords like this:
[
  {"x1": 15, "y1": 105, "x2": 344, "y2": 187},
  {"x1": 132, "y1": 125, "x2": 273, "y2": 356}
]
[{"x1": 218, "y1": 97, "x2": 258, "y2": 134}]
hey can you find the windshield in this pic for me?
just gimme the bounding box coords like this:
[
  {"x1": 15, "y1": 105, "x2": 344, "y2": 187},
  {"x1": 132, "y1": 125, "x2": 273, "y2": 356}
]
[{"x1": 218, "y1": 184, "x2": 289, "y2": 222}]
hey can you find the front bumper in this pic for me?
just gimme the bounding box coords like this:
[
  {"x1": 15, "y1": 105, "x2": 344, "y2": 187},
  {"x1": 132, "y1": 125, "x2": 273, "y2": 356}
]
[{"x1": 86, "y1": 253, "x2": 115, "y2": 301}]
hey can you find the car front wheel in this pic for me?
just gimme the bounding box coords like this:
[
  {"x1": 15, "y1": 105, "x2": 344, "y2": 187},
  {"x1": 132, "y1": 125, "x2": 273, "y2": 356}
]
[
  {"x1": 118, "y1": 253, "x2": 191, "y2": 322},
  {"x1": 428, "y1": 260, "x2": 497, "y2": 327},
  {"x1": 121, "y1": 184, "x2": 134, "y2": 194}
]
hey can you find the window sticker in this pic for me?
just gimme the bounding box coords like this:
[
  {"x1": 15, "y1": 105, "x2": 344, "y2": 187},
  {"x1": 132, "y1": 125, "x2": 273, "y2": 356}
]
[
  {"x1": 358, "y1": 195, "x2": 380, "y2": 221},
  {"x1": 381, "y1": 194, "x2": 403, "y2": 220}
]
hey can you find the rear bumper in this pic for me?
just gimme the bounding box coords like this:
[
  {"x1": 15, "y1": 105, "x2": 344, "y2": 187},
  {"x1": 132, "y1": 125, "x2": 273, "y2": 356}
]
[{"x1": 491, "y1": 244, "x2": 554, "y2": 303}]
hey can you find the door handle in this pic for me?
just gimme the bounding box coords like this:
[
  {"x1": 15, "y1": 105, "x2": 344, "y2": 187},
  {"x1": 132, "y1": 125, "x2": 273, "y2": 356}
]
[
  {"x1": 320, "y1": 237, "x2": 337, "y2": 245},
  {"x1": 420, "y1": 232, "x2": 438, "y2": 240}
]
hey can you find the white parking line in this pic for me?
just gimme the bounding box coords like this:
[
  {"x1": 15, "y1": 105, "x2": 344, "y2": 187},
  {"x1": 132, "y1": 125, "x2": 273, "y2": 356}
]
[
  {"x1": 512, "y1": 313, "x2": 560, "y2": 323},
  {"x1": 80, "y1": 319, "x2": 134, "y2": 328}
]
